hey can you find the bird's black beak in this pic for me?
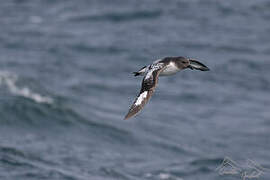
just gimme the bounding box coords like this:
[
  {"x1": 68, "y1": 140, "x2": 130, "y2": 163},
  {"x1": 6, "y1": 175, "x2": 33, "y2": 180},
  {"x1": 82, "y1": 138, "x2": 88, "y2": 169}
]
[{"x1": 188, "y1": 59, "x2": 210, "y2": 71}]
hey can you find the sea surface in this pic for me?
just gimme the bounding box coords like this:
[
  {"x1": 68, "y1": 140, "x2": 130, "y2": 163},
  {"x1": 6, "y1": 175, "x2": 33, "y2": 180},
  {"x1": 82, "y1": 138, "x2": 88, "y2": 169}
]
[{"x1": 0, "y1": 0, "x2": 270, "y2": 180}]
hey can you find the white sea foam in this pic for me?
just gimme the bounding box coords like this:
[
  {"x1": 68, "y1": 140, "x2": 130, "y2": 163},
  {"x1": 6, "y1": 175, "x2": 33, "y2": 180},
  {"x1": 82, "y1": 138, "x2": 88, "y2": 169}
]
[
  {"x1": 159, "y1": 173, "x2": 170, "y2": 179},
  {"x1": 158, "y1": 173, "x2": 184, "y2": 180},
  {"x1": 0, "y1": 71, "x2": 53, "y2": 104},
  {"x1": 144, "y1": 172, "x2": 183, "y2": 180}
]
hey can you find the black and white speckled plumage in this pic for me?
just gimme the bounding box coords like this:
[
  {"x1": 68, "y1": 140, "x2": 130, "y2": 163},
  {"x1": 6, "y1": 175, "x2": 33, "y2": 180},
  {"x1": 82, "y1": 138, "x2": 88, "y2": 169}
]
[{"x1": 124, "y1": 56, "x2": 209, "y2": 120}]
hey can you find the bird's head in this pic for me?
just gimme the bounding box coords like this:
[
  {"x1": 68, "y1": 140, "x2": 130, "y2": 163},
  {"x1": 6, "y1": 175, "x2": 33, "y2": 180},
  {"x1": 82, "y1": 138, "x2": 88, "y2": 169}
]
[
  {"x1": 168, "y1": 56, "x2": 210, "y2": 71},
  {"x1": 175, "y1": 56, "x2": 190, "y2": 69}
]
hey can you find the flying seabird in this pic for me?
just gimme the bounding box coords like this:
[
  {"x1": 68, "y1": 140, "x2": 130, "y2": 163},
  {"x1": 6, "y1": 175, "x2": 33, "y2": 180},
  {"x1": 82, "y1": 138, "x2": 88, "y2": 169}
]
[{"x1": 124, "y1": 56, "x2": 210, "y2": 120}]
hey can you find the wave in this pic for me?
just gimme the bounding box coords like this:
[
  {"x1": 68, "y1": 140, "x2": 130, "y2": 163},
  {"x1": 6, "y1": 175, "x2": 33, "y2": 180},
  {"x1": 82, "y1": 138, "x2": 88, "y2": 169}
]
[
  {"x1": 144, "y1": 172, "x2": 183, "y2": 180},
  {"x1": 67, "y1": 10, "x2": 162, "y2": 23},
  {"x1": 0, "y1": 71, "x2": 53, "y2": 104}
]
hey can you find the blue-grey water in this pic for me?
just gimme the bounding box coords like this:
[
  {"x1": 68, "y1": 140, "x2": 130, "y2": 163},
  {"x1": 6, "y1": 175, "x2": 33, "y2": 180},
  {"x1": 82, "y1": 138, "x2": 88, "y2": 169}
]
[{"x1": 0, "y1": 0, "x2": 270, "y2": 180}]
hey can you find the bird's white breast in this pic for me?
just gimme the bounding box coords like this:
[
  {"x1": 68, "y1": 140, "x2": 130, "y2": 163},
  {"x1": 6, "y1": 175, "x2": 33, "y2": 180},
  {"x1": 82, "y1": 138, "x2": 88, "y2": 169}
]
[{"x1": 160, "y1": 62, "x2": 179, "y2": 76}]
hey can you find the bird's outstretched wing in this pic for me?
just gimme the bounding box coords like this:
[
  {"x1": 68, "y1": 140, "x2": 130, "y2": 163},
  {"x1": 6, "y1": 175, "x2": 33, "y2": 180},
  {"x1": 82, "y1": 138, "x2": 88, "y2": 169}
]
[{"x1": 124, "y1": 63, "x2": 166, "y2": 120}]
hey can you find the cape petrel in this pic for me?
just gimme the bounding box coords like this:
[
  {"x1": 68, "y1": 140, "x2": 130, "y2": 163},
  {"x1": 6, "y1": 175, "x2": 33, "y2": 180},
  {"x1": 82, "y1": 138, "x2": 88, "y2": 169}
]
[{"x1": 124, "y1": 56, "x2": 210, "y2": 120}]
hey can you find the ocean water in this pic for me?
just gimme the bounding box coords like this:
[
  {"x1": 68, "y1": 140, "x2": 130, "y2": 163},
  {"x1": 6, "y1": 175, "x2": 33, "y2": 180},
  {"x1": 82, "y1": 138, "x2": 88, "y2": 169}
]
[{"x1": 0, "y1": 0, "x2": 270, "y2": 180}]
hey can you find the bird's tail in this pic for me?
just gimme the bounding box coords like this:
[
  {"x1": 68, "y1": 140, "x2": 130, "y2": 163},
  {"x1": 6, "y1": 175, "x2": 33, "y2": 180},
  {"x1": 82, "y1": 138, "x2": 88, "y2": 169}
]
[
  {"x1": 133, "y1": 66, "x2": 147, "y2": 76},
  {"x1": 133, "y1": 72, "x2": 142, "y2": 76}
]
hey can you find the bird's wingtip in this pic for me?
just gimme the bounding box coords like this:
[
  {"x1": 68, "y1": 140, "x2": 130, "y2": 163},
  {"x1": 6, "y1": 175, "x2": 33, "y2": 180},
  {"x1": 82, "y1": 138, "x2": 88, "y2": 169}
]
[{"x1": 123, "y1": 113, "x2": 132, "y2": 120}]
